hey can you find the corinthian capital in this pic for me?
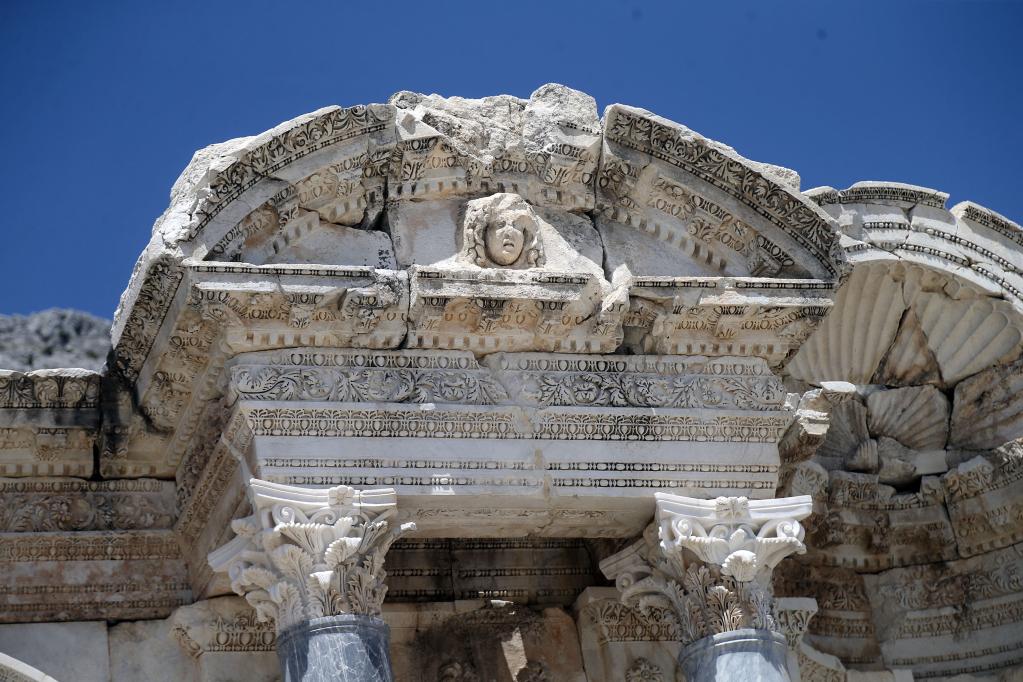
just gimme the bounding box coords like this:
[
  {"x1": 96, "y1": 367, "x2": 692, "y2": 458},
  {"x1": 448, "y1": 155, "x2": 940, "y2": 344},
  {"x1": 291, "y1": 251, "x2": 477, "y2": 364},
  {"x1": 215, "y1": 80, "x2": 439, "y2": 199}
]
[
  {"x1": 601, "y1": 494, "x2": 812, "y2": 646},
  {"x1": 656, "y1": 493, "x2": 811, "y2": 582},
  {"x1": 208, "y1": 479, "x2": 415, "y2": 632}
]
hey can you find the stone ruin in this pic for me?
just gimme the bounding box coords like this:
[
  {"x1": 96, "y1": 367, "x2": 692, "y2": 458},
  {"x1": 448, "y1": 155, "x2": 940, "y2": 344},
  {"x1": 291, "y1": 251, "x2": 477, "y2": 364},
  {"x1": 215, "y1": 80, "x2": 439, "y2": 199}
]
[{"x1": 1, "y1": 84, "x2": 1022, "y2": 681}]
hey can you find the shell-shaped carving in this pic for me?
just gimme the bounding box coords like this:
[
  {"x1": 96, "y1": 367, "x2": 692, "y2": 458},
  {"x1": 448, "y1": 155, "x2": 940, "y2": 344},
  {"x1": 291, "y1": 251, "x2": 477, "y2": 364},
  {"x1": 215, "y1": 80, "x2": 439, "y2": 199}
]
[
  {"x1": 818, "y1": 400, "x2": 871, "y2": 467},
  {"x1": 874, "y1": 308, "x2": 941, "y2": 387},
  {"x1": 912, "y1": 292, "x2": 1022, "y2": 386},
  {"x1": 787, "y1": 263, "x2": 905, "y2": 384},
  {"x1": 866, "y1": 386, "x2": 949, "y2": 450}
]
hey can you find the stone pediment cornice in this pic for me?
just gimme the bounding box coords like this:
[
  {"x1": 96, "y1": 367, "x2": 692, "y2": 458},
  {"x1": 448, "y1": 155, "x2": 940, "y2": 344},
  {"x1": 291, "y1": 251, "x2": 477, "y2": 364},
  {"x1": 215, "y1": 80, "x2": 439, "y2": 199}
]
[
  {"x1": 0, "y1": 369, "x2": 101, "y2": 478},
  {"x1": 109, "y1": 85, "x2": 852, "y2": 394},
  {"x1": 600, "y1": 105, "x2": 841, "y2": 280}
]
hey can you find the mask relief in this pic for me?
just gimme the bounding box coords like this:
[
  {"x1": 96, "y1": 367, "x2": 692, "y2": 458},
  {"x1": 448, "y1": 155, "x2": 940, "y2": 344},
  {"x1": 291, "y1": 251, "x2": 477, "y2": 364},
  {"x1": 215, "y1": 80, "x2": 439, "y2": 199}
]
[{"x1": 463, "y1": 193, "x2": 544, "y2": 269}]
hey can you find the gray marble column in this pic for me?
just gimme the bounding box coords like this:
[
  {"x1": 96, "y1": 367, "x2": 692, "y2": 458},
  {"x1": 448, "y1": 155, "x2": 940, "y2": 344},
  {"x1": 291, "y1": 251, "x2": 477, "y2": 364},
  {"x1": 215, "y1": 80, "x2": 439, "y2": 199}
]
[
  {"x1": 678, "y1": 629, "x2": 791, "y2": 682},
  {"x1": 276, "y1": 614, "x2": 393, "y2": 682}
]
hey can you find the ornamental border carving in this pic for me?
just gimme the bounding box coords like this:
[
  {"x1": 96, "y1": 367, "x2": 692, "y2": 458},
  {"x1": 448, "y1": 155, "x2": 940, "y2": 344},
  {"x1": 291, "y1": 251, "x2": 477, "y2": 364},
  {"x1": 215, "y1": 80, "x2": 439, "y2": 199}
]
[{"x1": 603, "y1": 106, "x2": 840, "y2": 278}]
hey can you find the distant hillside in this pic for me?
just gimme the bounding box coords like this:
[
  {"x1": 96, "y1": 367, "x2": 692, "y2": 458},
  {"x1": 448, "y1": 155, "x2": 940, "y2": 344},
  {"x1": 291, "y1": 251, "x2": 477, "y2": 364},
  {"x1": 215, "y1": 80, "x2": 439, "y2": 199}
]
[{"x1": 0, "y1": 309, "x2": 110, "y2": 371}]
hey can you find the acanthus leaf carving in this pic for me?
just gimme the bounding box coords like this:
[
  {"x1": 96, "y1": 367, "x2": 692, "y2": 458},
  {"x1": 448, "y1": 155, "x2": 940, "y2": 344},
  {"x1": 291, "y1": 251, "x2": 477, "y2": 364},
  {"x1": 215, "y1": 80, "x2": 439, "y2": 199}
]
[
  {"x1": 601, "y1": 494, "x2": 811, "y2": 647},
  {"x1": 208, "y1": 479, "x2": 414, "y2": 632}
]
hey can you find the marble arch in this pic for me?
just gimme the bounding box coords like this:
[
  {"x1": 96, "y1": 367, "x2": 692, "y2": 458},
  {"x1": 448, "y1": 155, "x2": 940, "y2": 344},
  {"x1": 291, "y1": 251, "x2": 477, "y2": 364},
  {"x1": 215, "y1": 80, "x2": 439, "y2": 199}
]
[{"x1": 3, "y1": 84, "x2": 1023, "y2": 682}]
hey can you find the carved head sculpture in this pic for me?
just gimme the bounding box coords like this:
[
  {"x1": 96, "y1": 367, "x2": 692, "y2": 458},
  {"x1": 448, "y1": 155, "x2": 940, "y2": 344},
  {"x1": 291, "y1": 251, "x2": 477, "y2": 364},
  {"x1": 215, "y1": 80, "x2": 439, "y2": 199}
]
[{"x1": 463, "y1": 193, "x2": 544, "y2": 268}]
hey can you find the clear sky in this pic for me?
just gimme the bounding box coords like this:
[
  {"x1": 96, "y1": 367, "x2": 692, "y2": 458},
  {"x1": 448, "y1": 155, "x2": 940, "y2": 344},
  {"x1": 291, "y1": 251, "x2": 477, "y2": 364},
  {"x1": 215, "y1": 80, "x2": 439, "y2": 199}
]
[{"x1": 1, "y1": 0, "x2": 1021, "y2": 318}]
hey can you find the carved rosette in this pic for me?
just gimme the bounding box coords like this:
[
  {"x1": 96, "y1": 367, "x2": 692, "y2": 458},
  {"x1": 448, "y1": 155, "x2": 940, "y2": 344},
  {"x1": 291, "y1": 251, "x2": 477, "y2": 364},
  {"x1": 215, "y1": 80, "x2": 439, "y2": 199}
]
[
  {"x1": 603, "y1": 494, "x2": 812, "y2": 646},
  {"x1": 208, "y1": 479, "x2": 415, "y2": 632},
  {"x1": 625, "y1": 658, "x2": 664, "y2": 682}
]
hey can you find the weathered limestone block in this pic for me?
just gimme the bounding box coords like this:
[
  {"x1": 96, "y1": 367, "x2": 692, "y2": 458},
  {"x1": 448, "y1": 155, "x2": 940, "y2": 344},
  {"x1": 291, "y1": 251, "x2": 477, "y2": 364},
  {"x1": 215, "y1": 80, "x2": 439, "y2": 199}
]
[
  {"x1": 805, "y1": 186, "x2": 1023, "y2": 399},
  {"x1": 906, "y1": 289, "x2": 1022, "y2": 386},
  {"x1": 774, "y1": 562, "x2": 882, "y2": 669},
  {"x1": 812, "y1": 181, "x2": 949, "y2": 212},
  {"x1": 874, "y1": 307, "x2": 943, "y2": 387},
  {"x1": 102, "y1": 261, "x2": 409, "y2": 479},
  {"x1": 816, "y1": 397, "x2": 873, "y2": 473},
  {"x1": 389, "y1": 84, "x2": 600, "y2": 210},
  {"x1": 383, "y1": 603, "x2": 459, "y2": 682},
  {"x1": 107, "y1": 105, "x2": 401, "y2": 479},
  {"x1": 110, "y1": 617, "x2": 197, "y2": 682},
  {"x1": 774, "y1": 596, "x2": 819, "y2": 654},
  {"x1": 815, "y1": 472, "x2": 956, "y2": 570},
  {"x1": 574, "y1": 587, "x2": 681, "y2": 682},
  {"x1": 950, "y1": 357, "x2": 1023, "y2": 450},
  {"x1": 866, "y1": 386, "x2": 948, "y2": 452},
  {"x1": 387, "y1": 199, "x2": 462, "y2": 268},
  {"x1": 228, "y1": 347, "x2": 508, "y2": 405},
  {"x1": 779, "y1": 460, "x2": 830, "y2": 503},
  {"x1": 0, "y1": 530, "x2": 191, "y2": 623},
  {"x1": 862, "y1": 543, "x2": 1023, "y2": 679},
  {"x1": 160, "y1": 104, "x2": 396, "y2": 258},
  {"x1": 948, "y1": 202, "x2": 1023, "y2": 314},
  {"x1": 809, "y1": 385, "x2": 948, "y2": 485},
  {"x1": 0, "y1": 478, "x2": 175, "y2": 532},
  {"x1": 623, "y1": 277, "x2": 834, "y2": 366},
  {"x1": 795, "y1": 641, "x2": 847, "y2": 682},
  {"x1": 777, "y1": 393, "x2": 832, "y2": 466},
  {"x1": 113, "y1": 102, "x2": 397, "y2": 388},
  {"x1": 172, "y1": 596, "x2": 281, "y2": 682},
  {"x1": 0, "y1": 621, "x2": 109, "y2": 682},
  {"x1": 407, "y1": 266, "x2": 622, "y2": 353},
  {"x1": 487, "y1": 352, "x2": 786, "y2": 410},
  {"x1": 812, "y1": 179, "x2": 1023, "y2": 312},
  {"x1": 256, "y1": 209, "x2": 396, "y2": 268},
  {"x1": 787, "y1": 263, "x2": 905, "y2": 385},
  {"x1": 173, "y1": 403, "x2": 252, "y2": 597},
  {"x1": 943, "y1": 442, "x2": 1023, "y2": 556},
  {"x1": 0, "y1": 369, "x2": 100, "y2": 477}
]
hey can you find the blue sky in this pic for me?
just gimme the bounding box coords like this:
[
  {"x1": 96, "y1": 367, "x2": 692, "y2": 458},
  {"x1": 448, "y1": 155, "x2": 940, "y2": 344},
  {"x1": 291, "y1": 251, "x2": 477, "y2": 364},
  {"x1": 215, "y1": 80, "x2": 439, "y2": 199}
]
[{"x1": 1, "y1": 1, "x2": 1021, "y2": 318}]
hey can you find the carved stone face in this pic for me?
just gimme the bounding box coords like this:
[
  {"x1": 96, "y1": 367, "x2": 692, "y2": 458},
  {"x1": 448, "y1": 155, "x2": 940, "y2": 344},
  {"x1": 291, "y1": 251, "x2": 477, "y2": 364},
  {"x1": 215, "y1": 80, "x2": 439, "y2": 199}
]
[
  {"x1": 484, "y1": 212, "x2": 529, "y2": 266},
  {"x1": 463, "y1": 192, "x2": 544, "y2": 269}
]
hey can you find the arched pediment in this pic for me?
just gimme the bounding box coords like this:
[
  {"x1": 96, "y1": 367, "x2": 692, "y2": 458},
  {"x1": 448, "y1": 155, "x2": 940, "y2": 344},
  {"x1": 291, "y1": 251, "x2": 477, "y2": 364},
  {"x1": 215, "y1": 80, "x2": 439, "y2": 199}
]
[
  {"x1": 112, "y1": 85, "x2": 848, "y2": 392},
  {"x1": 597, "y1": 105, "x2": 841, "y2": 281}
]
